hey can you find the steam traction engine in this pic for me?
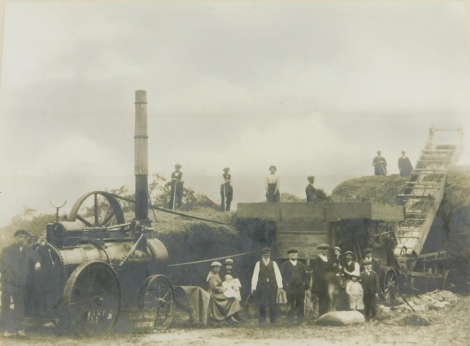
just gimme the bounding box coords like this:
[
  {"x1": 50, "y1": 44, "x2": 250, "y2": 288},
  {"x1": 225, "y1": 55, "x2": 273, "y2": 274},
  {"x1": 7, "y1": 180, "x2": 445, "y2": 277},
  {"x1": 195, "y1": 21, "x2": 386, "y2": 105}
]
[{"x1": 26, "y1": 91, "x2": 175, "y2": 336}]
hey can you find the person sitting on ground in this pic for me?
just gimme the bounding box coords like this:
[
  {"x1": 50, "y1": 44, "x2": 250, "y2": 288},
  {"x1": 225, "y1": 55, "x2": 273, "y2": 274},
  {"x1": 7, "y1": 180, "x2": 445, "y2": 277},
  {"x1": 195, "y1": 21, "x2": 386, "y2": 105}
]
[
  {"x1": 222, "y1": 275, "x2": 242, "y2": 301},
  {"x1": 345, "y1": 274, "x2": 364, "y2": 312},
  {"x1": 206, "y1": 261, "x2": 242, "y2": 324}
]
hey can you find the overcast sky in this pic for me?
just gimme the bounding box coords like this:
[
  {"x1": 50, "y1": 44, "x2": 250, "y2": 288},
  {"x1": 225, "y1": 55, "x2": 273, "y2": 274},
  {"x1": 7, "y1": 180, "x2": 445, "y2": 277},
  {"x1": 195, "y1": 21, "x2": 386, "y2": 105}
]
[{"x1": 1, "y1": 2, "x2": 470, "y2": 226}]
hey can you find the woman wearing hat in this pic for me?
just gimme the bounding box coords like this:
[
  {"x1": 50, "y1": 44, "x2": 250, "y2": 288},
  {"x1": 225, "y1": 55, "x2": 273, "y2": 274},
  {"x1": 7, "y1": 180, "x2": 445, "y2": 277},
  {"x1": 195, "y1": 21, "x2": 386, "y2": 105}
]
[
  {"x1": 265, "y1": 166, "x2": 280, "y2": 202},
  {"x1": 206, "y1": 261, "x2": 241, "y2": 323}
]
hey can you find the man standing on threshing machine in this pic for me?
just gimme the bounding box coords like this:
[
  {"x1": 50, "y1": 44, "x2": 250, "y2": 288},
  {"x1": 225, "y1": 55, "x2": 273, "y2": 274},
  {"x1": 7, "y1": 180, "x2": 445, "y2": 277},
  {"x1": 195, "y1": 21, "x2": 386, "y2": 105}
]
[
  {"x1": 220, "y1": 167, "x2": 233, "y2": 212},
  {"x1": 250, "y1": 247, "x2": 283, "y2": 325},
  {"x1": 398, "y1": 151, "x2": 413, "y2": 176},
  {"x1": 265, "y1": 165, "x2": 280, "y2": 202},
  {"x1": 343, "y1": 251, "x2": 360, "y2": 282},
  {"x1": 0, "y1": 230, "x2": 42, "y2": 337},
  {"x1": 305, "y1": 176, "x2": 317, "y2": 202},
  {"x1": 372, "y1": 151, "x2": 387, "y2": 176},
  {"x1": 281, "y1": 249, "x2": 309, "y2": 324},
  {"x1": 310, "y1": 243, "x2": 334, "y2": 317},
  {"x1": 168, "y1": 164, "x2": 184, "y2": 210}
]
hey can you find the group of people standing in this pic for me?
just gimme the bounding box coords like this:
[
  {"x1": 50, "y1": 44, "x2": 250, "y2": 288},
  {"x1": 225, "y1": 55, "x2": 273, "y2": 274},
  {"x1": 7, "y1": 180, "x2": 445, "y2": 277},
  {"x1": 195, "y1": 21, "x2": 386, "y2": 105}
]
[
  {"x1": 372, "y1": 150, "x2": 413, "y2": 176},
  {"x1": 204, "y1": 244, "x2": 382, "y2": 326}
]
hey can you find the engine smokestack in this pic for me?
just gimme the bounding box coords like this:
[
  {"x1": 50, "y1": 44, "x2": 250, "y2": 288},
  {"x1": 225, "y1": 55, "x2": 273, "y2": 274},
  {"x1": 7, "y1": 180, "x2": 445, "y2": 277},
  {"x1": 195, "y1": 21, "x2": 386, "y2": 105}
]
[{"x1": 134, "y1": 90, "x2": 150, "y2": 224}]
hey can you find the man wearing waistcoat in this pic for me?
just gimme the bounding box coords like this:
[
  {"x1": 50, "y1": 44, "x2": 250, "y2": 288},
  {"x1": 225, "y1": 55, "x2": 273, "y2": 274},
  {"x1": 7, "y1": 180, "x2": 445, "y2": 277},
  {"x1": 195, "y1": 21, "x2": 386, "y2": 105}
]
[
  {"x1": 281, "y1": 249, "x2": 309, "y2": 323},
  {"x1": 343, "y1": 251, "x2": 360, "y2": 282},
  {"x1": 220, "y1": 167, "x2": 233, "y2": 212},
  {"x1": 360, "y1": 259, "x2": 380, "y2": 321},
  {"x1": 168, "y1": 164, "x2": 184, "y2": 210},
  {"x1": 250, "y1": 247, "x2": 283, "y2": 325}
]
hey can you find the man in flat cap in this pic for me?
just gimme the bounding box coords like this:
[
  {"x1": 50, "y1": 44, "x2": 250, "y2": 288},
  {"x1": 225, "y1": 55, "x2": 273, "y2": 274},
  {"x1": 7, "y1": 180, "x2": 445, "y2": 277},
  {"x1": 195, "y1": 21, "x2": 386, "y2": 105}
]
[
  {"x1": 250, "y1": 247, "x2": 283, "y2": 325},
  {"x1": 343, "y1": 251, "x2": 360, "y2": 282},
  {"x1": 220, "y1": 167, "x2": 233, "y2": 212},
  {"x1": 398, "y1": 151, "x2": 413, "y2": 176},
  {"x1": 305, "y1": 176, "x2": 317, "y2": 202},
  {"x1": 310, "y1": 243, "x2": 334, "y2": 316},
  {"x1": 372, "y1": 151, "x2": 387, "y2": 176},
  {"x1": 168, "y1": 164, "x2": 184, "y2": 210},
  {"x1": 265, "y1": 166, "x2": 280, "y2": 202},
  {"x1": 0, "y1": 230, "x2": 41, "y2": 337},
  {"x1": 281, "y1": 249, "x2": 309, "y2": 323},
  {"x1": 360, "y1": 259, "x2": 380, "y2": 321},
  {"x1": 360, "y1": 248, "x2": 381, "y2": 276}
]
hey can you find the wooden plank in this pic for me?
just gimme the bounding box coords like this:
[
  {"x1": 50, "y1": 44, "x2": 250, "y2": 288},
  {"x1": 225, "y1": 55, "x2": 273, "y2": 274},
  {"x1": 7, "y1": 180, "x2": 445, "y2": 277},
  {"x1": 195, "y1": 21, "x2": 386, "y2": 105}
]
[
  {"x1": 324, "y1": 203, "x2": 371, "y2": 220},
  {"x1": 371, "y1": 204, "x2": 404, "y2": 221},
  {"x1": 236, "y1": 203, "x2": 279, "y2": 220},
  {"x1": 279, "y1": 203, "x2": 324, "y2": 219}
]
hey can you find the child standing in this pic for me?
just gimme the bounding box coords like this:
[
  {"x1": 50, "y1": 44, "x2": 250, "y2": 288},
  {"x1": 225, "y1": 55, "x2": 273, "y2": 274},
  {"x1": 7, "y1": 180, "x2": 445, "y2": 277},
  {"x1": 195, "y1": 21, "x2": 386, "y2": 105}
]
[
  {"x1": 345, "y1": 275, "x2": 364, "y2": 311},
  {"x1": 360, "y1": 259, "x2": 380, "y2": 321}
]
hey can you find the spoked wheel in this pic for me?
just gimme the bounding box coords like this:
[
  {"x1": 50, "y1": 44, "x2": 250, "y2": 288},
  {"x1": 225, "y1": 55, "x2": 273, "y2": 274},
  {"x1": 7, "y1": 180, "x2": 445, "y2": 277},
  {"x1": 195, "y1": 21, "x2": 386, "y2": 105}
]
[
  {"x1": 382, "y1": 269, "x2": 399, "y2": 306},
  {"x1": 63, "y1": 262, "x2": 121, "y2": 337},
  {"x1": 69, "y1": 191, "x2": 125, "y2": 228},
  {"x1": 137, "y1": 275, "x2": 175, "y2": 329}
]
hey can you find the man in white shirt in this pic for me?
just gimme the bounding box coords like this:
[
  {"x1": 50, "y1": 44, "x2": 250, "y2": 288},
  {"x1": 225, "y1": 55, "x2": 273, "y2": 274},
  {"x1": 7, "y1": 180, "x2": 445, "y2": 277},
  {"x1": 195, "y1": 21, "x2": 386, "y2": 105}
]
[
  {"x1": 343, "y1": 251, "x2": 361, "y2": 281},
  {"x1": 265, "y1": 166, "x2": 280, "y2": 202},
  {"x1": 250, "y1": 247, "x2": 283, "y2": 325}
]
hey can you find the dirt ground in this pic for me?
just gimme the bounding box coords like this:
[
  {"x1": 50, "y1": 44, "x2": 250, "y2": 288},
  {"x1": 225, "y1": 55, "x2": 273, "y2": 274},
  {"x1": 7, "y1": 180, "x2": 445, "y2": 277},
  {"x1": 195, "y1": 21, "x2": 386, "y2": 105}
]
[{"x1": 1, "y1": 294, "x2": 469, "y2": 346}]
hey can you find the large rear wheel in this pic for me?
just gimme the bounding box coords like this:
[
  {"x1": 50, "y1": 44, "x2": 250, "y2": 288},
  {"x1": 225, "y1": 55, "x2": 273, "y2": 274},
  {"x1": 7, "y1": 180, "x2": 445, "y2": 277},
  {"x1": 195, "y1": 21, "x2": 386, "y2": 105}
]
[{"x1": 63, "y1": 261, "x2": 121, "y2": 337}]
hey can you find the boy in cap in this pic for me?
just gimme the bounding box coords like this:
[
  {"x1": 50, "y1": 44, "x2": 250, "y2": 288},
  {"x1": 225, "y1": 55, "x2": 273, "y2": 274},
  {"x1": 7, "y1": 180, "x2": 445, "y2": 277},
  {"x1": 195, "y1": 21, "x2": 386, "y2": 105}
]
[
  {"x1": 360, "y1": 248, "x2": 381, "y2": 276},
  {"x1": 310, "y1": 243, "x2": 334, "y2": 316},
  {"x1": 281, "y1": 249, "x2": 309, "y2": 323},
  {"x1": 0, "y1": 230, "x2": 42, "y2": 337},
  {"x1": 250, "y1": 247, "x2": 283, "y2": 325},
  {"x1": 305, "y1": 176, "x2": 317, "y2": 202},
  {"x1": 360, "y1": 260, "x2": 380, "y2": 321},
  {"x1": 265, "y1": 166, "x2": 280, "y2": 202},
  {"x1": 345, "y1": 274, "x2": 364, "y2": 311},
  {"x1": 372, "y1": 151, "x2": 387, "y2": 176},
  {"x1": 168, "y1": 164, "x2": 184, "y2": 210},
  {"x1": 398, "y1": 151, "x2": 413, "y2": 176},
  {"x1": 220, "y1": 167, "x2": 233, "y2": 212}
]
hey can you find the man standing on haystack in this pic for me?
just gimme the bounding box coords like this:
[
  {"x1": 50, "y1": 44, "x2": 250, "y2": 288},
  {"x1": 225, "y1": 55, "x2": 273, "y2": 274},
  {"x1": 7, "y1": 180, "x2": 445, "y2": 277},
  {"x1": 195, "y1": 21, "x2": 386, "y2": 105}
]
[
  {"x1": 220, "y1": 167, "x2": 233, "y2": 212},
  {"x1": 281, "y1": 249, "x2": 309, "y2": 324},
  {"x1": 398, "y1": 151, "x2": 413, "y2": 176},
  {"x1": 250, "y1": 247, "x2": 283, "y2": 325},
  {"x1": 372, "y1": 151, "x2": 387, "y2": 176},
  {"x1": 265, "y1": 165, "x2": 280, "y2": 202},
  {"x1": 305, "y1": 175, "x2": 317, "y2": 202},
  {"x1": 168, "y1": 164, "x2": 184, "y2": 210}
]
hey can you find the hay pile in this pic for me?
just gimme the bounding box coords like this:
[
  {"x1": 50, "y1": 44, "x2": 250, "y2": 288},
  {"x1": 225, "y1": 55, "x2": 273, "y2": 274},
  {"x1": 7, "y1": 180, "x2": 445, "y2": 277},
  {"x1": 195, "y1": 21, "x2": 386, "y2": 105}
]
[{"x1": 331, "y1": 174, "x2": 409, "y2": 204}]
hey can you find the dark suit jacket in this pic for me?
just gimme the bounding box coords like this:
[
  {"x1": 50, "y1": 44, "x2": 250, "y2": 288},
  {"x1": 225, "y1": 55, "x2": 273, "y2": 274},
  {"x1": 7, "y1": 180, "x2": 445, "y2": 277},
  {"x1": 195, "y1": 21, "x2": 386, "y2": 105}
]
[
  {"x1": 360, "y1": 258, "x2": 381, "y2": 276},
  {"x1": 0, "y1": 243, "x2": 40, "y2": 289},
  {"x1": 281, "y1": 260, "x2": 309, "y2": 290},
  {"x1": 310, "y1": 256, "x2": 334, "y2": 292},
  {"x1": 305, "y1": 184, "x2": 317, "y2": 202},
  {"x1": 360, "y1": 270, "x2": 380, "y2": 295}
]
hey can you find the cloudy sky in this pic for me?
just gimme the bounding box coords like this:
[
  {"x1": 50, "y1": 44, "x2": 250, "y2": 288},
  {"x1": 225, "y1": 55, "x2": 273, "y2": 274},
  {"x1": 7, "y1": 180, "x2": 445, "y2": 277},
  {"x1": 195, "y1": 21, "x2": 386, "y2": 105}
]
[{"x1": 1, "y1": 1, "x2": 470, "y2": 226}]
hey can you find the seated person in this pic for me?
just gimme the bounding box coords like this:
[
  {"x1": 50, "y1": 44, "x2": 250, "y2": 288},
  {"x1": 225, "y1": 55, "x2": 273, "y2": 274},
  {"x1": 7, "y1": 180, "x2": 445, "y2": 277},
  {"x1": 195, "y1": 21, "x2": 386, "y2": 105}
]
[
  {"x1": 222, "y1": 274, "x2": 242, "y2": 301},
  {"x1": 206, "y1": 261, "x2": 241, "y2": 323}
]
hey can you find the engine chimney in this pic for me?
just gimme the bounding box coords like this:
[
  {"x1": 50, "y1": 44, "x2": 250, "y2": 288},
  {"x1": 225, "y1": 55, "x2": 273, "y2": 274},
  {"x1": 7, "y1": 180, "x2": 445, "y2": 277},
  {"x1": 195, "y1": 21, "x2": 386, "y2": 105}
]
[{"x1": 134, "y1": 90, "x2": 150, "y2": 224}]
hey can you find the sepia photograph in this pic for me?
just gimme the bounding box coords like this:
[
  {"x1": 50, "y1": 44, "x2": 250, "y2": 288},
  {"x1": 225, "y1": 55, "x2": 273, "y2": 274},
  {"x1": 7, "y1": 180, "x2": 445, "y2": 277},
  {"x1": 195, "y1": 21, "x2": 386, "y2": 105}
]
[{"x1": 0, "y1": 1, "x2": 469, "y2": 345}]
